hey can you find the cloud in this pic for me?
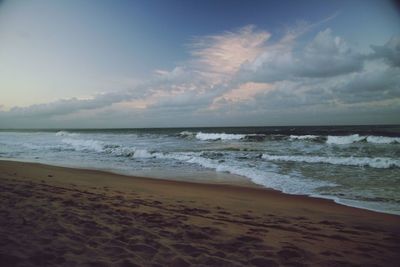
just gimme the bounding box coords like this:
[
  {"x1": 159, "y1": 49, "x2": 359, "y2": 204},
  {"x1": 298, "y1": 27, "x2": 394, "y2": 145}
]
[
  {"x1": 189, "y1": 25, "x2": 270, "y2": 81},
  {"x1": 153, "y1": 66, "x2": 192, "y2": 83},
  {"x1": 330, "y1": 61, "x2": 400, "y2": 104},
  {"x1": 370, "y1": 36, "x2": 400, "y2": 67},
  {"x1": 296, "y1": 29, "x2": 363, "y2": 77},
  {"x1": 238, "y1": 28, "x2": 363, "y2": 83},
  {"x1": 1, "y1": 23, "x2": 400, "y2": 128},
  {"x1": 212, "y1": 60, "x2": 400, "y2": 119},
  {"x1": 209, "y1": 82, "x2": 272, "y2": 110},
  {"x1": 0, "y1": 90, "x2": 143, "y2": 119}
]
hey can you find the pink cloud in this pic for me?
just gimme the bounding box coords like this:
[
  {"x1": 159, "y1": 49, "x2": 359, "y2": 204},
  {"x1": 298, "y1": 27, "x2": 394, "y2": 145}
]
[
  {"x1": 209, "y1": 82, "x2": 273, "y2": 110},
  {"x1": 189, "y1": 25, "x2": 270, "y2": 81}
]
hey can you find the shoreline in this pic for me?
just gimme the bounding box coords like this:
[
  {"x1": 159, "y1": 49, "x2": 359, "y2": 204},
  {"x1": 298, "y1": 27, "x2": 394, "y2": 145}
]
[
  {"x1": 1, "y1": 159, "x2": 400, "y2": 266},
  {"x1": 0, "y1": 157, "x2": 260, "y2": 187},
  {"x1": 1, "y1": 158, "x2": 398, "y2": 216}
]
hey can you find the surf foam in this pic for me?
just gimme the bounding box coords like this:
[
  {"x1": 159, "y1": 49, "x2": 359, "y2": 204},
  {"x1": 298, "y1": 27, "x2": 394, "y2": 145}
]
[
  {"x1": 154, "y1": 152, "x2": 332, "y2": 194},
  {"x1": 55, "y1": 131, "x2": 79, "y2": 137},
  {"x1": 262, "y1": 154, "x2": 400, "y2": 169},
  {"x1": 326, "y1": 134, "x2": 400, "y2": 145},
  {"x1": 62, "y1": 138, "x2": 104, "y2": 152},
  {"x1": 289, "y1": 135, "x2": 319, "y2": 140},
  {"x1": 326, "y1": 134, "x2": 365, "y2": 145},
  {"x1": 195, "y1": 132, "x2": 245, "y2": 141},
  {"x1": 366, "y1": 136, "x2": 400, "y2": 144},
  {"x1": 61, "y1": 138, "x2": 155, "y2": 158}
]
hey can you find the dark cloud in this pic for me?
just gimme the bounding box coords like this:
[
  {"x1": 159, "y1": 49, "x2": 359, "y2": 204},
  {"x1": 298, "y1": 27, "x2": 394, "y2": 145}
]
[
  {"x1": 331, "y1": 65, "x2": 400, "y2": 104},
  {"x1": 370, "y1": 36, "x2": 400, "y2": 67},
  {"x1": 250, "y1": 64, "x2": 400, "y2": 109},
  {"x1": 0, "y1": 90, "x2": 145, "y2": 121}
]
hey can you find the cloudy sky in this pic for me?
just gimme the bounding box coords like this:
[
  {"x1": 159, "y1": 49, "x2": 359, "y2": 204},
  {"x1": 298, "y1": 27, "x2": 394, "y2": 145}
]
[{"x1": 0, "y1": 0, "x2": 399, "y2": 128}]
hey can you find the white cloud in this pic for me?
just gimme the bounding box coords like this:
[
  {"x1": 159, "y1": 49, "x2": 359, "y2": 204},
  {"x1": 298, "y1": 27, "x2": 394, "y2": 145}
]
[
  {"x1": 297, "y1": 28, "x2": 363, "y2": 77},
  {"x1": 239, "y1": 28, "x2": 363, "y2": 83}
]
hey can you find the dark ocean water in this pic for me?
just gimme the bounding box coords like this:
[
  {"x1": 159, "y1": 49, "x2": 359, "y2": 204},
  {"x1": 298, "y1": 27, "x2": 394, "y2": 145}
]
[{"x1": 1, "y1": 125, "x2": 399, "y2": 214}]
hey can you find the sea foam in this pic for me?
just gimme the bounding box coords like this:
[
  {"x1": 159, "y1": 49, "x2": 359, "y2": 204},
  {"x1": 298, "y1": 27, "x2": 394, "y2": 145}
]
[
  {"x1": 289, "y1": 135, "x2": 319, "y2": 140},
  {"x1": 365, "y1": 136, "x2": 400, "y2": 144},
  {"x1": 55, "y1": 131, "x2": 79, "y2": 137},
  {"x1": 326, "y1": 134, "x2": 400, "y2": 145},
  {"x1": 61, "y1": 138, "x2": 154, "y2": 158},
  {"x1": 155, "y1": 152, "x2": 331, "y2": 194},
  {"x1": 262, "y1": 154, "x2": 400, "y2": 169},
  {"x1": 195, "y1": 132, "x2": 245, "y2": 141},
  {"x1": 326, "y1": 134, "x2": 365, "y2": 145},
  {"x1": 62, "y1": 138, "x2": 104, "y2": 152}
]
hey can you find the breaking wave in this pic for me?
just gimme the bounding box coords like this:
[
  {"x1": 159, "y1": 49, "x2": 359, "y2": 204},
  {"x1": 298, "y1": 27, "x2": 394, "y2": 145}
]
[
  {"x1": 365, "y1": 136, "x2": 400, "y2": 144},
  {"x1": 62, "y1": 138, "x2": 104, "y2": 152},
  {"x1": 179, "y1": 131, "x2": 400, "y2": 145},
  {"x1": 195, "y1": 132, "x2": 245, "y2": 141},
  {"x1": 289, "y1": 134, "x2": 400, "y2": 144},
  {"x1": 55, "y1": 131, "x2": 79, "y2": 137},
  {"x1": 178, "y1": 131, "x2": 195, "y2": 137},
  {"x1": 179, "y1": 131, "x2": 265, "y2": 141},
  {"x1": 289, "y1": 135, "x2": 319, "y2": 140},
  {"x1": 326, "y1": 134, "x2": 366, "y2": 145},
  {"x1": 154, "y1": 152, "x2": 331, "y2": 194},
  {"x1": 326, "y1": 134, "x2": 400, "y2": 145},
  {"x1": 61, "y1": 138, "x2": 153, "y2": 158},
  {"x1": 261, "y1": 154, "x2": 400, "y2": 169}
]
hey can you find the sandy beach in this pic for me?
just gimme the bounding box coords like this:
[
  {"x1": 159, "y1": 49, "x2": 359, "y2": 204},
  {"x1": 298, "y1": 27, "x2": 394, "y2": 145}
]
[{"x1": 0, "y1": 160, "x2": 399, "y2": 267}]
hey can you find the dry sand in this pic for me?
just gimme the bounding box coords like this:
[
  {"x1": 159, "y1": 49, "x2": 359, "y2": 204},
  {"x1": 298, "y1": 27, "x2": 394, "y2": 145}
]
[{"x1": 0, "y1": 160, "x2": 399, "y2": 267}]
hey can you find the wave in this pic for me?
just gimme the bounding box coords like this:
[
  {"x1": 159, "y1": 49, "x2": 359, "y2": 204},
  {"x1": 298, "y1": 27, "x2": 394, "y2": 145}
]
[
  {"x1": 179, "y1": 131, "x2": 265, "y2": 141},
  {"x1": 62, "y1": 138, "x2": 104, "y2": 152},
  {"x1": 132, "y1": 149, "x2": 153, "y2": 158},
  {"x1": 289, "y1": 135, "x2": 319, "y2": 140},
  {"x1": 179, "y1": 131, "x2": 400, "y2": 145},
  {"x1": 61, "y1": 138, "x2": 154, "y2": 158},
  {"x1": 365, "y1": 136, "x2": 400, "y2": 144},
  {"x1": 261, "y1": 154, "x2": 400, "y2": 169},
  {"x1": 326, "y1": 134, "x2": 400, "y2": 145},
  {"x1": 195, "y1": 132, "x2": 245, "y2": 141},
  {"x1": 242, "y1": 134, "x2": 267, "y2": 141},
  {"x1": 178, "y1": 131, "x2": 195, "y2": 137},
  {"x1": 155, "y1": 152, "x2": 331, "y2": 194},
  {"x1": 55, "y1": 131, "x2": 79, "y2": 137},
  {"x1": 326, "y1": 134, "x2": 366, "y2": 145},
  {"x1": 289, "y1": 134, "x2": 400, "y2": 145}
]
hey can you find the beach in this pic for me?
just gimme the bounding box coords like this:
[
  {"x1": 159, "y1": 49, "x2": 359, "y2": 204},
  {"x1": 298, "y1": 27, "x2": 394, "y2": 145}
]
[{"x1": 0, "y1": 160, "x2": 399, "y2": 266}]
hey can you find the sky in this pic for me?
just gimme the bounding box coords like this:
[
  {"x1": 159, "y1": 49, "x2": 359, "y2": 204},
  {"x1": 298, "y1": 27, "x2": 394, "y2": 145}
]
[{"x1": 0, "y1": 0, "x2": 399, "y2": 128}]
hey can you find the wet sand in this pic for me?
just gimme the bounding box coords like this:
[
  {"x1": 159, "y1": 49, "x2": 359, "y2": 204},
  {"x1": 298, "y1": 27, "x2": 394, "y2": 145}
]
[{"x1": 0, "y1": 160, "x2": 399, "y2": 266}]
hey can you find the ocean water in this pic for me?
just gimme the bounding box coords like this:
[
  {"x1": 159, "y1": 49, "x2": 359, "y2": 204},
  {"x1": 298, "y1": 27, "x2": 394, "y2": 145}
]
[{"x1": 0, "y1": 125, "x2": 399, "y2": 215}]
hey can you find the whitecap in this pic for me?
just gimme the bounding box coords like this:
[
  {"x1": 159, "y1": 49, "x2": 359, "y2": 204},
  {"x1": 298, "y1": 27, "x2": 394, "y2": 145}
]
[
  {"x1": 326, "y1": 134, "x2": 365, "y2": 145},
  {"x1": 262, "y1": 154, "x2": 400, "y2": 169},
  {"x1": 195, "y1": 132, "x2": 245, "y2": 141},
  {"x1": 55, "y1": 131, "x2": 79, "y2": 137},
  {"x1": 133, "y1": 149, "x2": 154, "y2": 158},
  {"x1": 366, "y1": 136, "x2": 400, "y2": 144},
  {"x1": 61, "y1": 138, "x2": 104, "y2": 152},
  {"x1": 289, "y1": 135, "x2": 319, "y2": 140},
  {"x1": 178, "y1": 131, "x2": 195, "y2": 137}
]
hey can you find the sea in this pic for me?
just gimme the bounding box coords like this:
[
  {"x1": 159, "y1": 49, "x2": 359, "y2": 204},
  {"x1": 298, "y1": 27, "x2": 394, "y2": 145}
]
[{"x1": 0, "y1": 125, "x2": 399, "y2": 215}]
